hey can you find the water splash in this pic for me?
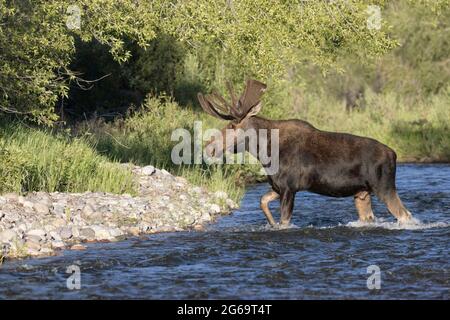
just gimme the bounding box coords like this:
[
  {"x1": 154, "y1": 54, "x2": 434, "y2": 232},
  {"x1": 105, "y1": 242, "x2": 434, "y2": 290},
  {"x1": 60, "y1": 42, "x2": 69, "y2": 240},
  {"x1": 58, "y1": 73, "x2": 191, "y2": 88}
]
[{"x1": 345, "y1": 217, "x2": 449, "y2": 230}]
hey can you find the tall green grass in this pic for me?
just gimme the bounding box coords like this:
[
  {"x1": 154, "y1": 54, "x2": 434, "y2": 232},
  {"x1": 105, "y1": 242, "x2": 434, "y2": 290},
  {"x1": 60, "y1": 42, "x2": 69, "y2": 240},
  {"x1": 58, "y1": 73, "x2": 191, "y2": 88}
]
[{"x1": 0, "y1": 124, "x2": 136, "y2": 194}]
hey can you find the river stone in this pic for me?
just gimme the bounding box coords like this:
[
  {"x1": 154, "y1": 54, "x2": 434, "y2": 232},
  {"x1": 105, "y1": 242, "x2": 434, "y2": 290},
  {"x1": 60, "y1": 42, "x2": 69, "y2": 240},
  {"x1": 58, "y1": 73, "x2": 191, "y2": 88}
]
[
  {"x1": 80, "y1": 228, "x2": 95, "y2": 240},
  {"x1": 226, "y1": 199, "x2": 237, "y2": 209},
  {"x1": 81, "y1": 204, "x2": 95, "y2": 217},
  {"x1": 128, "y1": 227, "x2": 140, "y2": 236},
  {"x1": 26, "y1": 234, "x2": 42, "y2": 244},
  {"x1": 109, "y1": 228, "x2": 124, "y2": 238},
  {"x1": 140, "y1": 165, "x2": 155, "y2": 176},
  {"x1": 52, "y1": 218, "x2": 66, "y2": 228},
  {"x1": 70, "y1": 244, "x2": 86, "y2": 251},
  {"x1": 49, "y1": 231, "x2": 62, "y2": 241},
  {"x1": 60, "y1": 227, "x2": 72, "y2": 239},
  {"x1": 72, "y1": 226, "x2": 80, "y2": 238},
  {"x1": 39, "y1": 247, "x2": 54, "y2": 254},
  {"x1": 26, "y1": 229, "x2": 46, "y2": 238},
  {"x1": 200, "y1": 212, "x2": 212, "y2": 222},
  {"x1": 52, "y1": 204, "x2": 65, "y2": 216},
  {"x1": 0, "y1": 229, "x2": 17, "y2": 243},
  {"x1": 90, "y1": 225, "x2": 111, "y2": 240},
  {"x1": 33, "y1": 202, "x2": 50, "y2": 215},
  {"x1": 51, "y1": 240, "x2": 65, "y2": 249},
  {"x1": 209, "y1": 204, "x2": 221, "y2": 214},
  {"x1": 22, "y1": 200, "x2": 34, "y2": 209},
  {"x1": 193, "y1": 224, "x2": 205, "y2": 231},
  {"x1": 192, "y1": 186, "x2": 203, "y2": 194},
  {"x1": 25, "y1": 240, "x2": 41, "y2": 250}
]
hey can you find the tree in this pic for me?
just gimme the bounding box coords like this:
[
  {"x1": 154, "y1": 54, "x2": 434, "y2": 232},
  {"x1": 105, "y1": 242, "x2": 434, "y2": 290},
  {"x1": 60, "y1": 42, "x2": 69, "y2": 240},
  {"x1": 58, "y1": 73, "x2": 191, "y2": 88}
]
[
  {"x1": 1, "y1": 0, "x2": 399, "y2": 123},
  {"x1": 0, "y1": 0, "x2": 157, "y2": 124}
]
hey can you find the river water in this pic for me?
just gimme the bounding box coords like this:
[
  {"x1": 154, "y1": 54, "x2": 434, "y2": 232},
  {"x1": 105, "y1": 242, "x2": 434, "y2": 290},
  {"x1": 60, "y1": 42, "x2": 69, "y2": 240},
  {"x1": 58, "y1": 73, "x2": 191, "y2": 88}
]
[{"x1": 0, "y1": 164, "x2": 448, "y2": 299}]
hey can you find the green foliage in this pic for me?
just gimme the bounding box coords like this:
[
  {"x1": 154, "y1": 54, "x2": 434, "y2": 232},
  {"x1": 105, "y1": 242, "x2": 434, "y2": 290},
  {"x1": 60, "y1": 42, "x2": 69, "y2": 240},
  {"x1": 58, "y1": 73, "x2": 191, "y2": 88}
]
[
  {"x1": 1, "y1": 0, "x2": 396, "y2": 123},
  {"x1": 0, "y1": 123, "x2": 136, "y2": 194},
  {"x1": 0, "y1": 0, "x2": 158, "y2": 123},
  {"x1": 162, "y1": 0, "x2": 395, "y2": 84}
]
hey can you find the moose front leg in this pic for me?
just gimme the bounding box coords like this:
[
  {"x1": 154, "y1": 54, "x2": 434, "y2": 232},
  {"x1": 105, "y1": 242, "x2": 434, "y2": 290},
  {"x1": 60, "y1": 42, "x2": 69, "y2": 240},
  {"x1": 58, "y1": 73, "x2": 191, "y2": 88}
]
[
  {"x1": 280, "y1": 190, "x2": 295, "y2": 226},
  {"x1": 260, "y1": 190, "x2": 279, "y2": 226}
]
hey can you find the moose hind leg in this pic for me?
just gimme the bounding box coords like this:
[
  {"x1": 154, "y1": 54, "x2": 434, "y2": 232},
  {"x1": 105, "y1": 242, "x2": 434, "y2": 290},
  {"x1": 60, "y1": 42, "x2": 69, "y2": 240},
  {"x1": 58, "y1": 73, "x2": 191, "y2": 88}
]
[
  {"x1": 382, "y1": 191, "x2": 412, "y2": 223},
  {"x1": 260, "y1": 190, "x2": 279, "y2": 226},
  {"x1": 280, "y1": 190, "x2": 295, "y2": 226},
  {"x1": 354, "y1": 191, "x2": 375, "y2": 222}
]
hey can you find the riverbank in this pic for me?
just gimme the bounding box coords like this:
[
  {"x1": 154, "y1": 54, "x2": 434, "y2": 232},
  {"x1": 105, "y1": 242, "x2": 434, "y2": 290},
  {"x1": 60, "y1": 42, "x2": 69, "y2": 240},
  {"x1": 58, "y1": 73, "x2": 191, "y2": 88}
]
[{"x1": 0, "y1": 164, "x2": 237, "y2": 261}]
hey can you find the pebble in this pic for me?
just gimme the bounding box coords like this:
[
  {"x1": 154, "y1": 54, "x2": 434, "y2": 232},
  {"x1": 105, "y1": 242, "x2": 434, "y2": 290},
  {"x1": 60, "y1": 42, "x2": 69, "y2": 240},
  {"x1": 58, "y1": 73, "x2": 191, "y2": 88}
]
[
  {"x1": 209, "y1": 204, "x2": 221, "y2": 214},
  {"x1": 140, "y1": 165, "x2": 155, "y2": 175},
  {"x1": 0, "y1": 164, "x2": 236, "y2": 259},
  {"x1": 60, "y1": 227, "x2": 73, "y2": 239},
  {"x1": 70, "y1": 244, "x2": 86, "y2": 250},
  {"x1": 0, "y1": 229, "x2": 17, "y2": 243},
  {"x1": 90, "y1": 225, "x2": 111, "y2": 240},
  {"x1": 80, "y1": 228, "x2": 95, "y2": 240},
  {"x1": 26, "y1": 229, "x2": 46, "y2": 238},
  {"x1": 33, "y1": 203, "x2": 50, "y2": 215}
]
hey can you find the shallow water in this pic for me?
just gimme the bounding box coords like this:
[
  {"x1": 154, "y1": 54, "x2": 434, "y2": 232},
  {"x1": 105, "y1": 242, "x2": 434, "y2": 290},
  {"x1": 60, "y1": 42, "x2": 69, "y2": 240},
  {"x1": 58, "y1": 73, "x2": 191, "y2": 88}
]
[{"x1": 0, "y1": 164, "x2": 449, "y2": 299}]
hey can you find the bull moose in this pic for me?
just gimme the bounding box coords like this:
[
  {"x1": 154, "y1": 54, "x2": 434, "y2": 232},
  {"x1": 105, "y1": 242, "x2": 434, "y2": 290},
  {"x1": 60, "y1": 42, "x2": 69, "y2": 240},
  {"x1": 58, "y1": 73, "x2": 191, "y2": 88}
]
[{"x1": 198, "y1": 79, "x2": 413, "y2": 227}]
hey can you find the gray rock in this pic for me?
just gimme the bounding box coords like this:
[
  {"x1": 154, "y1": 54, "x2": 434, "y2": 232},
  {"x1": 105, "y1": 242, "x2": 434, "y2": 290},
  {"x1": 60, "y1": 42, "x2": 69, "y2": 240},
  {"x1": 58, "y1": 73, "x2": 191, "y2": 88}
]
[
  {"x1": 25, "y1": 240, "x2": 41, "y2": 250},
  {"x1": 71, "y1": 226, "x2": 80, "y2": 238},
  {"x1": 26, "y1": 229, "x2": 46, "y2": 238},
  {"x1": 22, "y1": 200, "x2": 34, "y2": 209},
  {"x1": 192, "y1": 186, "x2": 203, "y2": 194},
  {"x1": 90, "y1": 225, "x2": 111, "y2": 240},
  {"x1": 34, "y1": 202, "x2": 50, "y2": 215},
  {"x1": 60, "y1": 227, "x2": 73, "y2": 239},
  {"x1": 209, "y1": 204, "x2": 221, "y2": 214},
  {"x1": 109, "y1": 228, "x2": 124, "y2": 238},
  {"x1": 226, "y1": 198, "x2": 238, "y2": 209},
  {"x1": 80, "y1": 228, "x2": 95, "y2": 239},
  {"x1": 52, "y1": 204, "x2": 65, "y2": 216},
  {"x1": 200, "y1": 212, "x2": 212, "y2": 222},
  {"x1": 52, "y1": 218, "x2": 66, "y2": 228},
  {"x1": 39, "y1": 247, "x2": 54, "y2": 254},
  {"x1": 49, "y1": 231, "x2": 62, "y2": 241},
  {"x1": 26, "y1": 234, "x2": 42, "y2": 244},
  {"x1": 0, "y1": 229, "x2": 17, "y2": 243},
  {"x1": 51, "y1": 240, "x2": 65, "y2": 249},
  {"x1": 140, "y1": 165, "x2": 155, "y2": 175},
  {"x1": 161, "y1": 169, "x2": 171, "y2": 176},
  {"x1": 81, "y1": 204, "x2": 95, "y2": 216}
]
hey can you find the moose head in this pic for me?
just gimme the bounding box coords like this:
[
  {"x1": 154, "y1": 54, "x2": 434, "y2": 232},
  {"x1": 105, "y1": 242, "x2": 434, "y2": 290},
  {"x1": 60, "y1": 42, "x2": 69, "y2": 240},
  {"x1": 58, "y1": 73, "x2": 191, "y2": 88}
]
[{"x1": 197, "y1": 79, "x2": 267, "y2": 159}]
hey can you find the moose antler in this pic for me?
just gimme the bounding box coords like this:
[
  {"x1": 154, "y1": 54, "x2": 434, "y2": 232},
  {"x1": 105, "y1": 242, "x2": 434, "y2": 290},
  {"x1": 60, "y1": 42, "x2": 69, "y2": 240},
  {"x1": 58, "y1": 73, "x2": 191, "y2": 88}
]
[
  {"x1": 197, "y1": 79, "x2": 267, "y2": 121},
  {"x1": 238, "y1": 79, "x2": 267, "y2": 117}
]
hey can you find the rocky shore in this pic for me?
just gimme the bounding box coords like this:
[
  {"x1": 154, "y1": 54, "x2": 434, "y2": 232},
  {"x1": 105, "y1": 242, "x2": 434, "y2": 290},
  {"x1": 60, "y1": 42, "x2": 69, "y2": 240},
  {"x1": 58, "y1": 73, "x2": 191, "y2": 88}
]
[{"x1": 0, "y1": 165, "x2": 238, "y2": 261}]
